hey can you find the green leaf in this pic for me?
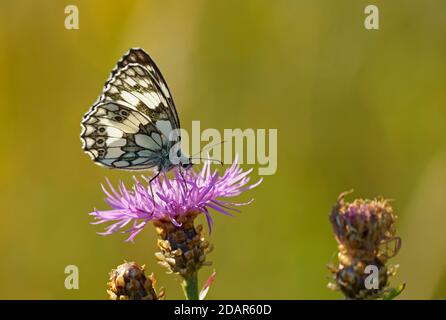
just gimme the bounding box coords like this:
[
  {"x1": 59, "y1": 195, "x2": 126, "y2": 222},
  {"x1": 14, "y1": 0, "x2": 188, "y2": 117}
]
[{"x1": 382, "y1": 283, "x2": 406, "y2": 300}]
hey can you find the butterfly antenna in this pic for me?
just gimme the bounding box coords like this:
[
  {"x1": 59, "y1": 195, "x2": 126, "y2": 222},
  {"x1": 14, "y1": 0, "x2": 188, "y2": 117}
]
[
  {"x1": 190, "y1": 140, "x2": 227, "y2": 158},
  {"x1": 189, "y1": 157, "x2": 223, "y2": 165}
]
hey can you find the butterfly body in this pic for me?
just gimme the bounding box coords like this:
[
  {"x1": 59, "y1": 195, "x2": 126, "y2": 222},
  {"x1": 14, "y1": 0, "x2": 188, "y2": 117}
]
[{"x1": 81, "y1": 48, "x2": 191, "y2": 174}]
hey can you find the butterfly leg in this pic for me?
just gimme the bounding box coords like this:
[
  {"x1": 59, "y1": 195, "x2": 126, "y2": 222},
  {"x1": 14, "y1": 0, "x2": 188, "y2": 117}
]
[
  {"x1": 178, "y1": 165, "x2": 189, "y2": 196},
  {"x1": 149, "y1": 171, "x2": 161, "y2": 205}
]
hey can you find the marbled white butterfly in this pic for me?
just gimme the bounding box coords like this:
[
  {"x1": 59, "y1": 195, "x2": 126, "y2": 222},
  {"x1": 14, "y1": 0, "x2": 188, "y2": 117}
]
[{"x1": 80, "y1": 48, "x2": 192, "y2": 178}]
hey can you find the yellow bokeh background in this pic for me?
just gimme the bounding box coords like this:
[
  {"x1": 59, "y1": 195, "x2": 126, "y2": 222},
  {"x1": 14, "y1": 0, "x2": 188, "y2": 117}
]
[{"x1": 0, "y1": 0, "x2": 445, "y2": 299}]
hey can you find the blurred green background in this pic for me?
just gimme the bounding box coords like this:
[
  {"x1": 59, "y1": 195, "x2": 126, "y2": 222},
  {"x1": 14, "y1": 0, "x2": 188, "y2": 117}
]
[{"x1": 0, "y1": 0, "x2": 445, "y2": 299}]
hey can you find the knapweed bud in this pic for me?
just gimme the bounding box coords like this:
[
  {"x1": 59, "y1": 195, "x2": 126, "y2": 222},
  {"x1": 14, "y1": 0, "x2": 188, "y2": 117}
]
[
  {"x1": 330, "y1": 191, "x2": 398, "y2": 259},
  {"x1": 328, "y1": 191, "x2": 402, "y2": 299},
  {"x1": 107, "y1": 262, "x2": 164, "y2": 300},
  {"x1": 154, "y1": 212, "x2": 213, "y2": 279},
  {"x1": 335, "y1": 257, "x2": 388, "y2": 300}
]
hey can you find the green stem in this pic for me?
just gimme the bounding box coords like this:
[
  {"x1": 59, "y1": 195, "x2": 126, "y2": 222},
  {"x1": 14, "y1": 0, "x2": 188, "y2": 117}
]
[{"x1": 181, "y1": 272, "x2": 199, "y2": 300}]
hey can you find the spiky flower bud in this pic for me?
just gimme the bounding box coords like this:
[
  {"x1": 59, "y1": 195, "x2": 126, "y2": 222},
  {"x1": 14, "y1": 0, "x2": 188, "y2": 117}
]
[
  {"x1": 328, "y1": 191, "x2": 402, "y2": 299},
  {"x1": 107, "y1": 262, "x2": 164, "y2": 300},
  {"x1": 154, "y1": 212, "x2": 213, "y2": 279}
]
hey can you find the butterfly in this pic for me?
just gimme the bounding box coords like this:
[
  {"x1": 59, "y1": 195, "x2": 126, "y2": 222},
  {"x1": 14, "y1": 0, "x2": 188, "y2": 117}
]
[{"x1": 80, "y1": 48, "x2": 192, "y2": 180}]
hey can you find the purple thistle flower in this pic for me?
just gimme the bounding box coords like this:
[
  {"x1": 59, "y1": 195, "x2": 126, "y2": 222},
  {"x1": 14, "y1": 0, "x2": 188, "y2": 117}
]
[{"x1": 90, "y1": 158, "x2": 262, "y2": 241}]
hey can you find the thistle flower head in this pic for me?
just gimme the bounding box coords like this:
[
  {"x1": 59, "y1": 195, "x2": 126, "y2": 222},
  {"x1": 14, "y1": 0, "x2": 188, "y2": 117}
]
[
  {"x1": 328, "y1": 191, "x2": 403, "y2": 300},
  {"x1": 90, "y1": 159, "x2": 261, "y2": 241},
  {"x1": 330, "y1": 191, "x2": 399, "y2": 260},
  {"x1": 107, "y1": 262, "x2": 164, "y2": 300}
]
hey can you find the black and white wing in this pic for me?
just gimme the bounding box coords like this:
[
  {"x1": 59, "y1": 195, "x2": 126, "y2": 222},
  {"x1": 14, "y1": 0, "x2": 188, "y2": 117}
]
[
  {"x1": 80, "y1": 48, "x2": 180, "y2": 170},
  {"x1": 106, "y1": 48, "x2": 180, "y2": 129}
]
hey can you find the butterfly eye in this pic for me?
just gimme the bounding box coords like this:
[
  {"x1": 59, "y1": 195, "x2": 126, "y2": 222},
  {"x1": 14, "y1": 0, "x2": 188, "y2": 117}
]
[
  {"x1": 96, "y1": 138, "x2": 105, "y2": 147},
  {"x1": 182, "y1": 162, "x2": 192, "y2": 169},
  {"x1": 177, "y1": 150, "x2": 181, "y2": 157}
]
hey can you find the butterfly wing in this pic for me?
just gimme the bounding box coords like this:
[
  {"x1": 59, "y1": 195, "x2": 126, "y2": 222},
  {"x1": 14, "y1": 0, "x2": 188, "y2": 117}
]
[
  {"x1": 81, "y1": 102, "x2": 170, "y2": 169},
  {"x1": 103, "y1": 48, "x2": 180, "y2": 129},
  {"x1": 81, "y1": 49, "x2": 180, "y2": 170}
]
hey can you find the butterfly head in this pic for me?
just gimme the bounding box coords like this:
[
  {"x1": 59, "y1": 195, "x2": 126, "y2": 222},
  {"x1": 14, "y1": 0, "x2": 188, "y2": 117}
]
[
  {"x1": 159, "y1": 148, "x2": 193, "y2": 173},
  {"x1": 179, "y1": 159, "x2": 193, "y2": 170},
  {"x1": 176, "y1": 150, "x2": 193, "y2": 171}
]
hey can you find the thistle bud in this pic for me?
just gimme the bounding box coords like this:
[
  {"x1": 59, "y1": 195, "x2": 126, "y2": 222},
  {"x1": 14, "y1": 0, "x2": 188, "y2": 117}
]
[
  {"x1": 328, "y1": 191, "x2": 402, "y2": 299},
  {"x1": 153, "y1": 212, "x2": 213, "y2": 280},
  {"x1": 107, "y1": 262, "x2": 164, "y2": 300}
]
